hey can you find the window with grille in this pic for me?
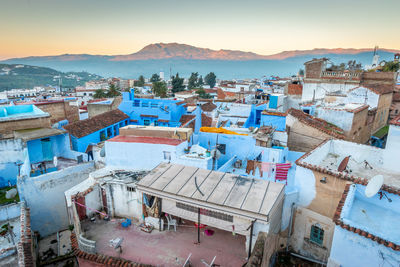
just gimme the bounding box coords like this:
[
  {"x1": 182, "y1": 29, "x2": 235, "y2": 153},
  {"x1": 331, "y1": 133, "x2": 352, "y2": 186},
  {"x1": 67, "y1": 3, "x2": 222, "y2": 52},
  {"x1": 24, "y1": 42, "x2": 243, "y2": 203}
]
[
  {"x1": 127, "y1": 186, "x2": 135, "y2": 192},
  {"x1": 310, "y1": 224, "x2": 324, "y2": 245},
  {"x1": 176, "y1": 202, "x2": 233, "y2": 222}
]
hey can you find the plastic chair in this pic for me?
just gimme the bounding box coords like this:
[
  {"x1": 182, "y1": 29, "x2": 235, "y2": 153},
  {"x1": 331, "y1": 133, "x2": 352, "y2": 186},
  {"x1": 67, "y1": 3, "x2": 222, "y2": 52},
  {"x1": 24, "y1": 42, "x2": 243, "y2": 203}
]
[{"x1": 165, "y1": 214, "x2": 177, "y2": 231}]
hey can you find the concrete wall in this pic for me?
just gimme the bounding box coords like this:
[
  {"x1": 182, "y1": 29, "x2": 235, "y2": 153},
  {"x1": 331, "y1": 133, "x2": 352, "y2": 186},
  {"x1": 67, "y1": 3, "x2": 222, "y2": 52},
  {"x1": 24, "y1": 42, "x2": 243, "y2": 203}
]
[
  {"x1": 105, "y1": 140, "x2": 187, "y2": 170},
  {"x1": 0, "y1": 139, "x2": 26, "y2": 187},
  {"x1": 286, "y1": 114, "x2": 334, "y2": 152},
  {"x1": 17, "y1": 162, "x2": 94, "y2": 236},
  {"x1": 0, "y1": 116, "x2": 51, "y2": 137},
  {"x1": 291, "y1": 207, "x2": 334, "y2": 262},
  {"x1": 328, "y1": 226, "x2": 400, "y2": 267},
  {"x1": 109, "y1": 183, "x2": 142, "y2": 219},
  {"x1": 88, "y1": 97, "x2": 122, "y2": 118},
  {"x1": 383, "y1": 125, "x2": 400, "y2": 172},
  {"x1": 0, "y1": 202, "x2": 21, "y2": 221},
  {"x1": 373, "y1": 93, "x2": 393, "y2": 134},
  {"x1": 84, "y1": 185, "x2": 102, "y2": 218},
  {"x1": 302, "y1": 82, "x2": 357, "y2": 102},
  {"x1": 35, "y1": 101, "x2": 79, "y2": 124}
]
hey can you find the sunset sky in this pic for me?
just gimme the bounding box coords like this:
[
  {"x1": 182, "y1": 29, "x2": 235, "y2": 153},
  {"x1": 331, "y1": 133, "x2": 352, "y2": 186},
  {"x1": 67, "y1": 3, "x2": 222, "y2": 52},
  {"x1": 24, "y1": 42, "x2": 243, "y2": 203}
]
[{"x1": 1, "y1": 0, "x2": 399, "y2": 60}]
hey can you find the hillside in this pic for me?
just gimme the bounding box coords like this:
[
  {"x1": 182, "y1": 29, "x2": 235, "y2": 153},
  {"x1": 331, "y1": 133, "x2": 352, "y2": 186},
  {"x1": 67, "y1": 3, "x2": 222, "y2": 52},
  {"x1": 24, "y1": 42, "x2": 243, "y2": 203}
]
[
  {"x1": 2, "y1": 43, "x2": 399, "y2": 79},
  {"x1": 0, "y1": 64, "x2": 102, "y2": 91}
]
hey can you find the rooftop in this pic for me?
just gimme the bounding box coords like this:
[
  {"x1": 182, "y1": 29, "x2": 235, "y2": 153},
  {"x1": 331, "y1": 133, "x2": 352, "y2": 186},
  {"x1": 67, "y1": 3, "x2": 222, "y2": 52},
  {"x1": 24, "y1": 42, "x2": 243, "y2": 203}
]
[
  {"x1": 137, "y1": 163, "x2": 285, "y2": 222},
  {"x1": 107, "y1": 135, "x2": 185, "y2": 146},
  {"x1": 80, "y1": 219, "x2": 247, "y2": 266},
  {"x1": 287, "y1": 108, "x2": 346, "y2": 139},
  {"x1": 0, "y1": 105, "x2": 49, "y2": 122},
  {"x1": 351, "y1": 83, "x2": 394, "y2": 95},
  {"x1": 334, "y1": 184, "x2": 400, "y2": 251},
  {"x1": 296, "y1": 139, "x2": 400, "y2": 188},
  {"x1": 64, "y1": 109, "x2": 129, "y2": 138},
  {"x1": 319, "y1": 103, "x2": 369, "y2": 113},
  {"x1": 13, "y1": 127, "x2": 66, "y2": 141},
  {"x1": 390, "y1": 114, "x2": 400, "y2": 126}
]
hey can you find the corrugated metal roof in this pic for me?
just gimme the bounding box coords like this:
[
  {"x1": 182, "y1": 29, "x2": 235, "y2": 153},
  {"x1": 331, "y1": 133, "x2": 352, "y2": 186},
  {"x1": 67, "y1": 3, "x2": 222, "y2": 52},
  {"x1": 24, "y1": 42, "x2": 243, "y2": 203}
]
[{"x1": 137, "y1": 163, "x2": 285, "y2": 221}]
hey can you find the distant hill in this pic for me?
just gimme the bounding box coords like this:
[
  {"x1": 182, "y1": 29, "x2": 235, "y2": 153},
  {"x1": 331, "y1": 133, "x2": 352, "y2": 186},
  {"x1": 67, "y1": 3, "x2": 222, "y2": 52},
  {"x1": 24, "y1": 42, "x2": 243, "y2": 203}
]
[
  {"x1": 0, "y1": 64, "x2": 102, "y2": 91},
  {"x1": 2, "y1": 43, "x2": 399, "y2": 79}
]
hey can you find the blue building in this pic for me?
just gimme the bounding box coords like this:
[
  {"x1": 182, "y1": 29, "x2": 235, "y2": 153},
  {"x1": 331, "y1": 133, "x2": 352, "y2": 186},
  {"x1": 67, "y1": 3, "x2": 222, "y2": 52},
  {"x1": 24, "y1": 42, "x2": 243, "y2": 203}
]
[
  {"x1": 119, "y1": 90, "x2": 187, "y2": 127},
  {"x1": 64, "y1": 109, "x2": 129, "y2": 152},
  {"x1": 329, "y1": 184, "x2": 400, "y2": 266}
]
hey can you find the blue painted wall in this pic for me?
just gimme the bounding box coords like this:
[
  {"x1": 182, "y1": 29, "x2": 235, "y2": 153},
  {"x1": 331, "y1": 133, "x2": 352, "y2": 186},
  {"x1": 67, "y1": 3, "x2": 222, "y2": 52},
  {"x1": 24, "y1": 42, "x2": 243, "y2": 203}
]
[
  {"x1": 119, "y1": 90, "x2": 186, "y2": 127},
  {"x1": 260, "y1": 114, "x2": 287, "y2": 131},
  {"x1": 269, "y1": 95, "x2": 278, "y2": 109},
  {"x1": 17, "y1": 162, "x2": 95, "y2": 237},
  {"x1": 70, "y1": 119, "x2": 129, "y2": 152}
]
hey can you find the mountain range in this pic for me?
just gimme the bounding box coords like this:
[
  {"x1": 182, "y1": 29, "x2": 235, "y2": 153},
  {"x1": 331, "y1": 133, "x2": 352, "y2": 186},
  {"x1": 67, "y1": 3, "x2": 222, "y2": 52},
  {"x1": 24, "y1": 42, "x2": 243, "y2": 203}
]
[{"x1": 2, "y1": 43, "x2": 399, "y2": 79}]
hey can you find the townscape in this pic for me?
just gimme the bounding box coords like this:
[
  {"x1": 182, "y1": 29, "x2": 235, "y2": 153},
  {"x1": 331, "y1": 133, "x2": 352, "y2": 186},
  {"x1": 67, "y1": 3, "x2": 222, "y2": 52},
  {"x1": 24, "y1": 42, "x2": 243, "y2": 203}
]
[{"x1": 0, "y1": 52, "x2": 400, "y2": 267}]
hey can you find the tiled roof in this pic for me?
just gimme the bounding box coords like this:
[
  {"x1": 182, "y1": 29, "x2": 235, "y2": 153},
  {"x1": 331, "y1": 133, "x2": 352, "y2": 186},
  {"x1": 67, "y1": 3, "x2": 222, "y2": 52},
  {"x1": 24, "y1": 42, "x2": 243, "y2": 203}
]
[
  {"x1": 333, "y1": 184, "x2": 400, "y2": 252},
  {"x1": 64, "y1": 109, "x2": 129, "y2": 138},
  {"x1": 392, "y1": 92, "x2": 400, "y2": 101},
  {"x1": 202, "y1": 114, "x2": 212, "y2": 127},
  {"x1": 389, "y1": 114, "x2": 400, "y2": 126},
  {"x1": 201, "y1": 102, "x2": 217, "y2": 112},
  {"x1": 288, "y1": 108, "x2": 346, "y2": 139},
  {"x1": 352, "y1": 83, "x2": 394, "y2": 95},
  {"x1": 175, "y1": 101, "x2": 186, "y2": 105},
  {"x1": 179, "y1": 115, "x2": 195, "y2": 127},
  {"x1": 158, "y1": 119, "x2": 169, "y2": 123}
]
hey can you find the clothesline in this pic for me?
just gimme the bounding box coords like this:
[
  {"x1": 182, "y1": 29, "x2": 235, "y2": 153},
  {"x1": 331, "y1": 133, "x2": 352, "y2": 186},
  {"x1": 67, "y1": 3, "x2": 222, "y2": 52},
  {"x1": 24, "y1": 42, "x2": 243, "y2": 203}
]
[{"x1": 73, "y1": 200, "x2": 107, "y2": 217}]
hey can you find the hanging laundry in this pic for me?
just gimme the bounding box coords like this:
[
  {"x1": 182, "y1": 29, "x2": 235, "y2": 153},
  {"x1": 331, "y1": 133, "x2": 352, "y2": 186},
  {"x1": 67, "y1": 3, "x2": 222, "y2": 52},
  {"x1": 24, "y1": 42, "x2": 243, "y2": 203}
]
[
  {"x1": 275, "y1": 163, "x2": 291, "y2": 185},
  {"x1": 254, "y1": 161, "x2": 263, "y2": 177},
  {"x1": 261, "y1": 162, "x2": 275, "y2": 178},
  {"x1": 232, "y1": 225, "x2": 236, "y2": 236},
  {"x1": 246, "y1": 160, "x2": 255, "y2": 175}
]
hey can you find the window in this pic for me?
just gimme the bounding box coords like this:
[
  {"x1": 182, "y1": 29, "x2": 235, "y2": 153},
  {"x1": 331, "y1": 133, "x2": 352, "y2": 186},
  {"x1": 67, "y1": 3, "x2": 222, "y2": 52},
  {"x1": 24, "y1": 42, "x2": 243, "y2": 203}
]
[
  {"x1": 144, "y1": 119, "x2": 150, "y2": 126},
  {"x1": 151, "y1": 103, "x2": 158, "y2": 108},
  {"x1": 142, "y1": 102, "x2": 149, "y2": 107},
  {"x1": 125, "y1": 120, "x2": 128, "y2": 126},
  {"x1": 163, "y1": 151, "x2": 171, "y2": 161},
  {"x1": 100, "y1": 130, "x2": 106, "y2": 141},
  {"x1": 107, "y1": 127, "x2": 112, "y2": 137},
  {"x1": 176, "y1": 202, "x2": 233, "y2": 222},
  {"x1": 133, "y1": 100, "x2": 140, "y2": 107},
  {"x1": 127, "y1": 186, "x2": 135, "y2": 192},
  {"x1": 310, "y1": 224, "x2": 324, "y2": 245},
  {"x1": 119, "y1": 122, "x2": 124, "y2": 127},
  {"x1": 154, "y1": 121, "x2": 159, "y2": 126}
]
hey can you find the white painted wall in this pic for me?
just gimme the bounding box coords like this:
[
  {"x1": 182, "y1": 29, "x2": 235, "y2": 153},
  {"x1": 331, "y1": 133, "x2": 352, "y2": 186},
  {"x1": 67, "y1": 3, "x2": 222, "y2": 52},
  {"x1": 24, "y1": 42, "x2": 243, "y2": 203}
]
[
  {"x1": 302, "y1": 82, "x2": 356, "y2": 102},
  {"x1": 316, "y1": 108, "x2": 354, "y2": 131},
  {"x1": 105, "y1": 141, "x2": 187, "y2": 170},
  {"x1": 294, "y1": 166, "x2": 316, "y2": 207},
  {"x1": 345, "y1": 87, "x2": 379, "y2": 109},
  {"x1": 85, "y1": 186, "x2": 102, "y2": 217},
  {"x1": 111, "y1": 183, "x2": 142, "y2": 219},
  {"x1": 383, "y1": 125, "x2": 400, "y2": 172}
]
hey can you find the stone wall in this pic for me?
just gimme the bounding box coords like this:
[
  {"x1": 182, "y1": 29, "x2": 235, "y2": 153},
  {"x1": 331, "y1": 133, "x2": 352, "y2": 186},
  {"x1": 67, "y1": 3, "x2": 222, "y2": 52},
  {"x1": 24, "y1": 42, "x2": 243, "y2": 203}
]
[
  {"x1": 372, "y1": 93, "x2": 393, "y2": 134},
  {"x1": 35, "y1": 101, "x2": 79, "y2": 124},
  {"x1": 0, "y1": 117, "x2": 51, "y2": 138}
]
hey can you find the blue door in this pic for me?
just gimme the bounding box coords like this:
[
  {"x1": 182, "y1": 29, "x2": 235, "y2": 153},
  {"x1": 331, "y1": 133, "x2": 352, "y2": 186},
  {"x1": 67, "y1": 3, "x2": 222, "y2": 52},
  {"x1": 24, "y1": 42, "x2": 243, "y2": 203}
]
[{"x1": 41, "y1": 138, "x2": 53, "y2": 161}]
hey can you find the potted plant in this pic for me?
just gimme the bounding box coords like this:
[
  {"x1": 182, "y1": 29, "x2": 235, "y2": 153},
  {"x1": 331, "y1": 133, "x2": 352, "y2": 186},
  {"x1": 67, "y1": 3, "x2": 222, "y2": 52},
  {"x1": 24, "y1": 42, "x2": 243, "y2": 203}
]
[
  {"x1": 184, "y1": 148, "x2": 190, "y2": 154},
  {"x1": 205, "y1": 150, "x2": 211, "y2": 157}
]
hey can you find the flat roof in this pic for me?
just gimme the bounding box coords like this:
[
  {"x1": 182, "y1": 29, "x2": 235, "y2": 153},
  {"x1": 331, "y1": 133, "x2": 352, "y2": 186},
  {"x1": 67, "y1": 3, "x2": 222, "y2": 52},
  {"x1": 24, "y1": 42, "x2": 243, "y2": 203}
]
[
  {"x1": 137, "y1": 163, "x2": 285, "y2": 222},
  {"x1": 297, "y1": 139, "x2": 400, "y2": 188},
  {"x1": 14, "y1": 127, "x2": 66, "y2": 141},
  {"x1": 107, "y1": 135, "x2": 184, "y2": 146}
]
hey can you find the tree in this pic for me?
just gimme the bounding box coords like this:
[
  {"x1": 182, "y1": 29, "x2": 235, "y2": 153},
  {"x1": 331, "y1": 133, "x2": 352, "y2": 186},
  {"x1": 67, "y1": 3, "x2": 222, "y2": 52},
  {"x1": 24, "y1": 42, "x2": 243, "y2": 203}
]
[
  {"x1": 197, "y1": 75, "x2": 204, "y2": 87},
  {"x1": 382, "y1": 61, "x2": 400, "y2": 72},
  {"x1": 196, "y1": 88, "x2": 212, "y2": 99},
  {"x1": 93, "y1": 89, "x2": 107, "y2": 99},
  {"x1": 152, "y1": 81, "x2": 168, "y2": 98},
  {"x1": 150, "y1": 73, "x2": 160, "y2": 83},
  {"x1": 107, "y1": 84, "x2": 121, "y2": 97},
  {"x1": 205, "y1": 72, "x2": 216, "y2": 88},
  {"x1": 188, "y1": 72, "x2": 199, "y2": 89},
  {"x1": 134, "y1": 75, "x2": 145, "y2": 87},
  {"x1": 171, "y1": 73, "x2": 185, "y2": 93}
]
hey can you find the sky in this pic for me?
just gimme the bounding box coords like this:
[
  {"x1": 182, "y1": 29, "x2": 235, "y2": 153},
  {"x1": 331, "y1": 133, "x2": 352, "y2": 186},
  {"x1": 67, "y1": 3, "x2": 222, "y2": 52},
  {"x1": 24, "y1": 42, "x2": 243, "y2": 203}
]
[{"x1": 0, "y1": 0, "x2": 399, "y2": 60}]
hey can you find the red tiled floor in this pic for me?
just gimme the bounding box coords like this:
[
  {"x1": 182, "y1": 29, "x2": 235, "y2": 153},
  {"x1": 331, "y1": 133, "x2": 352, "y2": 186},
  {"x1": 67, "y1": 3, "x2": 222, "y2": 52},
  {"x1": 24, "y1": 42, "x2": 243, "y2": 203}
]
[{"x1": 81, "y1": 219, "x2": 247, "y2": 266}]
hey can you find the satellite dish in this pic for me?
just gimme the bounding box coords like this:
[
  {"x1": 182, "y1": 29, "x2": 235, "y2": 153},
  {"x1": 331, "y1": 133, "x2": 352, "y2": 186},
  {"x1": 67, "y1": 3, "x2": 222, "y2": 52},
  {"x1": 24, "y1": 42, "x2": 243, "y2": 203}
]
[
  {"x1": 338, "y1": 156, "x2": 350, "y2": 172},
  {"x1": 211, "y1": 149, "x2": 221, "y2": 159},
  {"x1": 365, "y1": 175, "x2": 384, "y2": 198},
  {"x1": 100, "y1": 146, "x2": 106, "y2": 157}
]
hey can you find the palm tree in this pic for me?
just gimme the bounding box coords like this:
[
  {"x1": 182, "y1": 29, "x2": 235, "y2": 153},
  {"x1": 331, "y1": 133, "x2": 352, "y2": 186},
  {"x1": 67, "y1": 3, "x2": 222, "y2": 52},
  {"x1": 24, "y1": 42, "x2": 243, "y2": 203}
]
[
  {"x1": 107, "y1": 84, "x2": 121, "y2": 97},
  {"x1": 93, "y1": 89, "x2": 107, "y2": 99}
]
